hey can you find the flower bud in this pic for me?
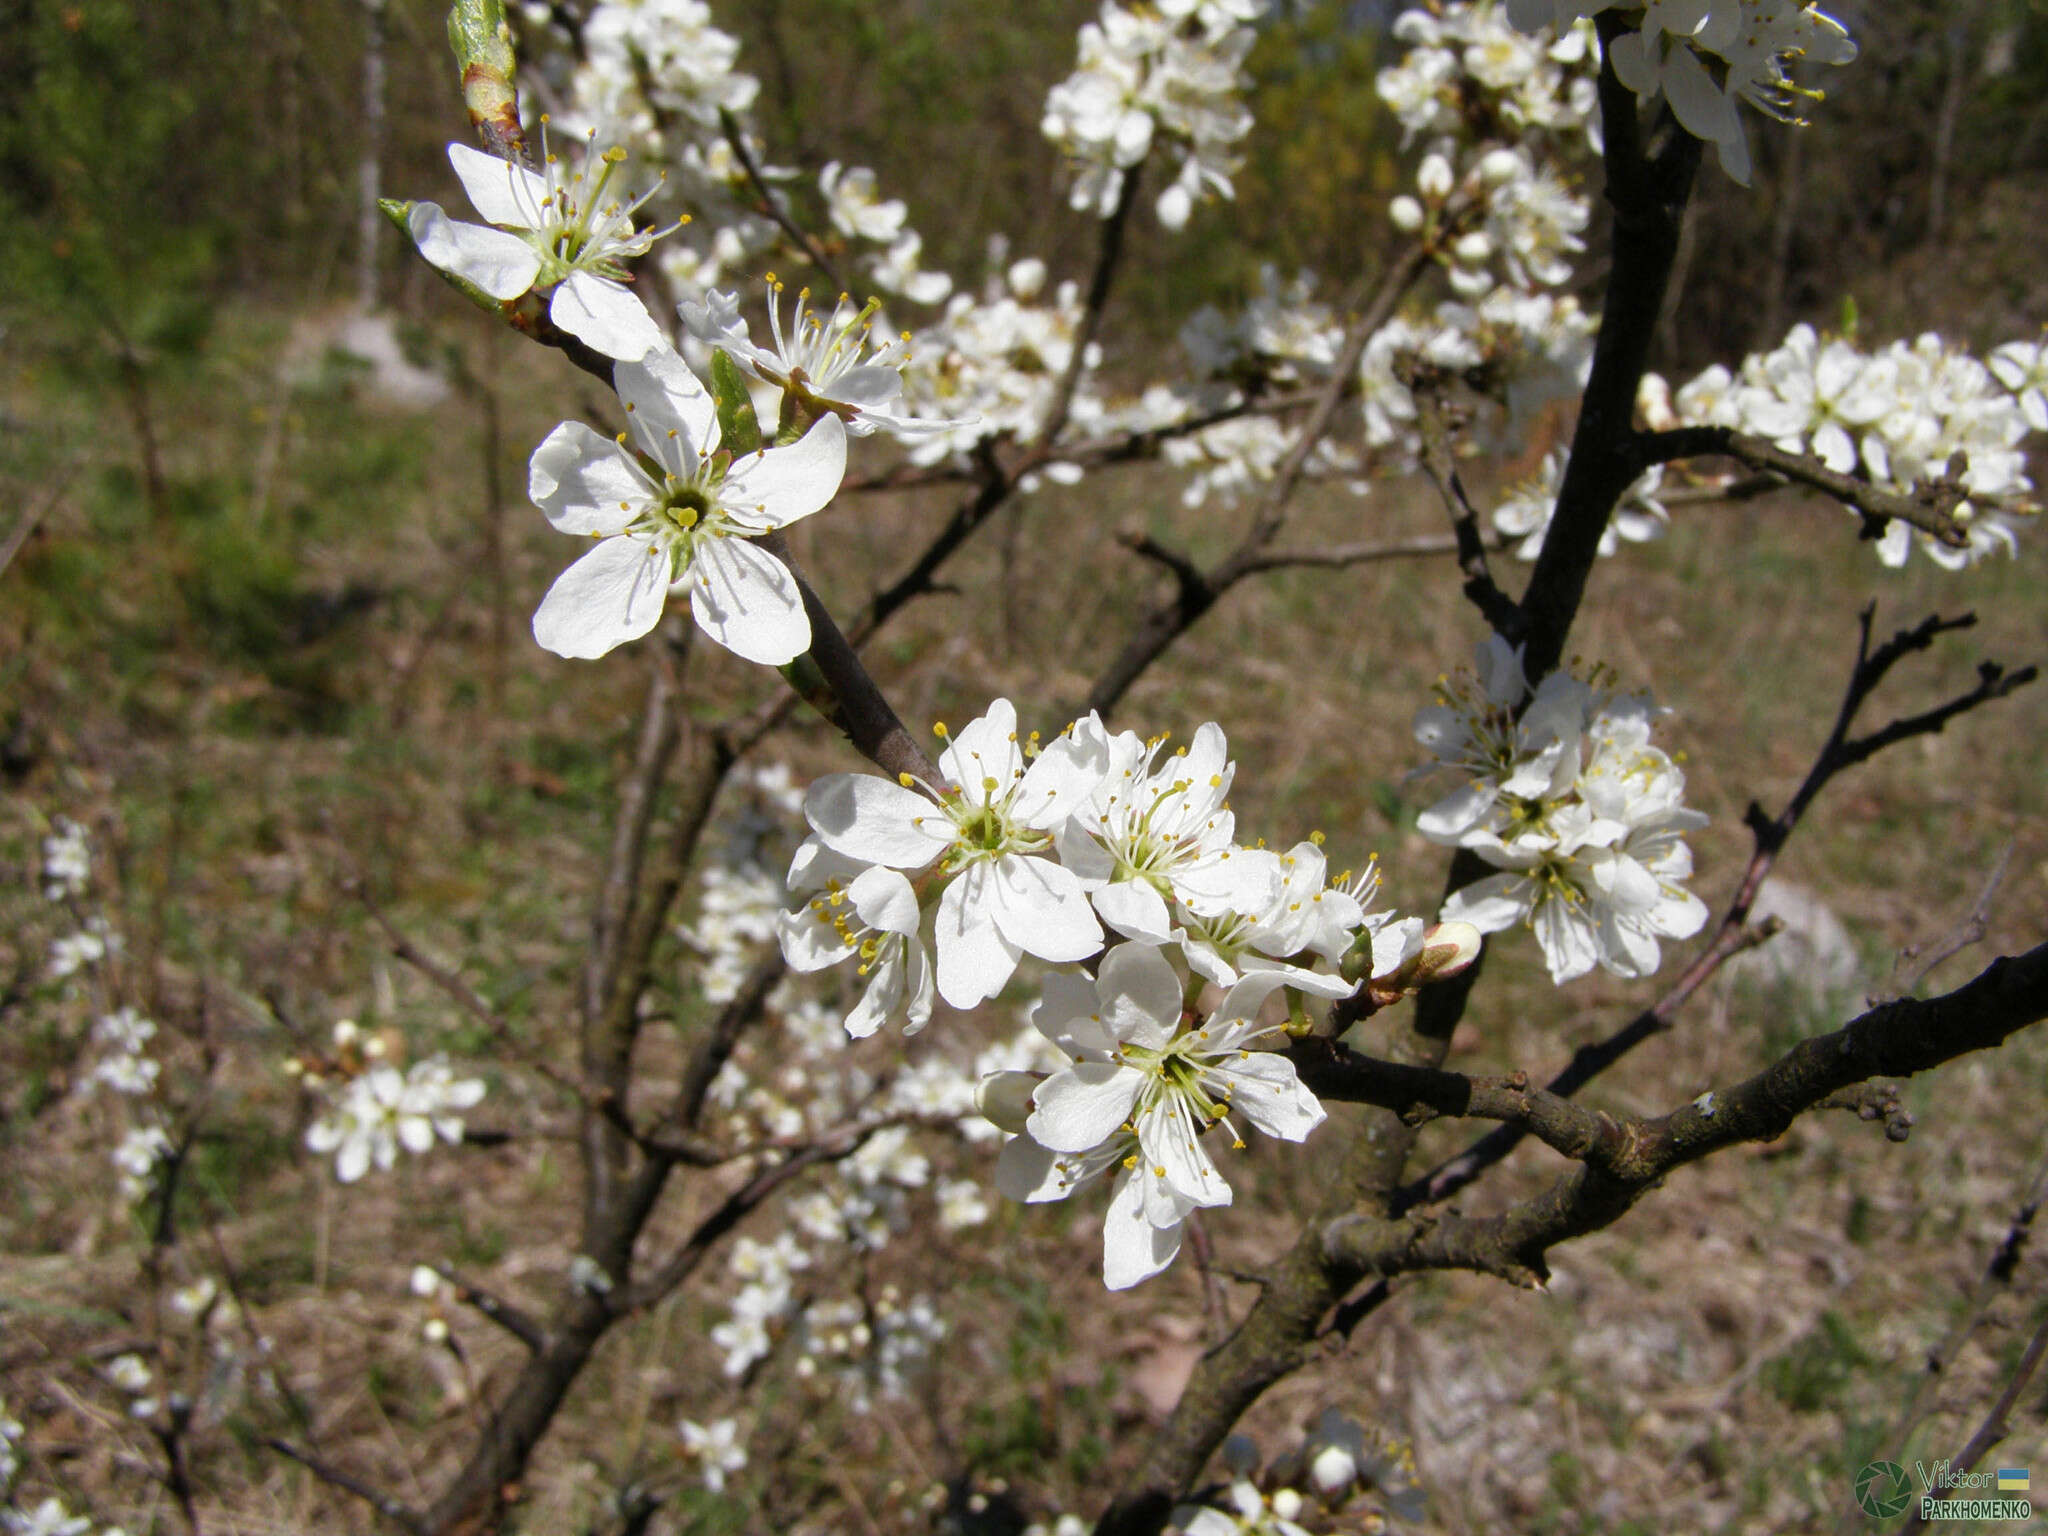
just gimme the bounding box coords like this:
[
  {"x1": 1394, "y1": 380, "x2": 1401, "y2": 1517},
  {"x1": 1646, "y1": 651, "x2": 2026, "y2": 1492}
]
[
  {"x1": 1452, "y1": 230, "x2": 1493, "y2": 265},
  {"x1": 1271, "y1": 1489, "x2": 1304, "y2": 1521},
  {"x1": 1417, "y1": 153, "x2": 1455, "y2": 200},
  {"x1": 975, "y1": 1071, "x2": 1041, "y2": 1134},
  {"x1": 1415, "y1": 921, "x2": 1482, "y2": 981},
  {"x1": 1008, "y1": 257, "x2": 1047, "y2": 300},
  {"x1": 1477, "y1": 147, "x2": 1523, "y2": 187},
  {"x1": 1388, "y1": 195, "x2": 1426, "y2": 232},
  {"x1": 1309, "y1": 1441, "x2": 1359, "y2": 1492}
]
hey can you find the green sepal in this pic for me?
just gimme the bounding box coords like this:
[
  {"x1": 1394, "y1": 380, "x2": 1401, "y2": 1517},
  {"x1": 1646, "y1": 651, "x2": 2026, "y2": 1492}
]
[
  {"x1": 427, "y1": 254, "x2": 525, "y2": 318},
  {"x1": 710, "y1": 349, "x2": 763, "y2": 456},
  {"x1": 378, "y1": 198, "x2": 416, "y2": 237},
  {"x1": 777, "y1": 652, "x2": 831, "y2": 712},
  {"x1": 1839, "y1": 293, "x2": 1859, "y2": 340}
]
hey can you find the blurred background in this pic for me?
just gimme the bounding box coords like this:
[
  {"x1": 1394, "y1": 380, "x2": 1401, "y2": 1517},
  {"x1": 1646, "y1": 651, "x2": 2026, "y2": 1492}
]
[{"x1": 3, "y1": 2, "x2": 2046, "y2": 1533}]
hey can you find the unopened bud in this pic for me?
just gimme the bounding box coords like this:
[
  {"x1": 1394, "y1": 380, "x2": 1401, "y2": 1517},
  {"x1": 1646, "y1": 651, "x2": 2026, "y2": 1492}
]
[
  {"x1": 1388, "y1": 195, "x2": 1426, "y2": 232},
  {"x1": 1452, "y1": 230, "x2": 1493, "y2": 265},
  {"x1": 974, "y1": 1071, "x2": 1040, "y2": 1135},
  {"x1": 1477, "y1": 147, "x2": 1523, "y2": 187},
  {"x1": 1310, "y1": 1442, "x2": 1359, "y2": 1492},
  {"x1": 1413, "y1": 921, "x2": 1482, "y2": 982},
  {"x1": 1417, "y1": 153, "x2": 1455, "y2": 201}
]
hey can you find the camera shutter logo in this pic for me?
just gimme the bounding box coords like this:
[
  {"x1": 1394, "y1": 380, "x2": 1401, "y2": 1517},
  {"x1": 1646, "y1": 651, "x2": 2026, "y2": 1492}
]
[{"x1": 1855, "y1": 1461, "x2": 1912, "y2": 1519}]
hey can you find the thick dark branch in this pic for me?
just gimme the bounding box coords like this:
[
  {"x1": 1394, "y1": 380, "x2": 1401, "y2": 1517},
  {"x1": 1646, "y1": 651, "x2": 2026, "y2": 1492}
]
[
  {"x1": 1290, "y1": 1044, "x2": 1630, "y2": 1170},
  {"x1": 764, "y1": 534, "x2": 940, "y2": 784},
  {"x1": 1632, "y1": 425, "x2": 1970, "y2": 547},
  {"x1": 264, "y1": 1438, "x2": 427, "y2": 1535},
  {"x1": 1515, "y1": 20, "x2": 1699, "y2": 684},
  {"x1": 1327, "y1": 942, "x2": 2048, "y2": 1286},
  {"x1": 1116, "y1": 530, "x2": 1211, "y2": 605}
]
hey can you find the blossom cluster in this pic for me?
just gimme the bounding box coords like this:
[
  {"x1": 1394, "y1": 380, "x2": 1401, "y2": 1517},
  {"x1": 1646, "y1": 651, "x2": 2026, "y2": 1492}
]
[
  {"x1": 1414, "y1": 636, "x2": 1709, "y2": 984},
  {"x1": 1041, "y1": 0, "x2": 1267, "y2": 230},
  {"x1": 294, "y1": 1021, "x2": 486, "y2": 1184},
  {"x1": 1504, "y1": 0, "x2": 1857, "y2": 183},
  {"x1": 896, "y1": 256, "x2": 1101, "y2": 463},
  {"x1": 1645, "y1": 323, "x2": 2043, "y2": 568},
  {"x1": 775, "y1": 697, "x2": 1483, "y2": 1285}
]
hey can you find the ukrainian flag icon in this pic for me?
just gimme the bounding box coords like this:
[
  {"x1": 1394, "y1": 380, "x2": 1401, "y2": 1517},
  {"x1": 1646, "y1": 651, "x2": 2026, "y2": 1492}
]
[{"x1": 1996, "y1": 1467, "x2": 2029, "y2": 1492}]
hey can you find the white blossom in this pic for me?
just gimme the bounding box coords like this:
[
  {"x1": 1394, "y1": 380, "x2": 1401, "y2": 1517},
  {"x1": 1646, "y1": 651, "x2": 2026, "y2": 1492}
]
[
  {"x1": 409, "y1": 137, "x2": 672, "y2": 361},
  {"x1": 305, "y1": 1059, "x2": 485, "y2": 1183},
  {"x1": 800, "y1": 701, "x2": 1109, "y2": 1009},
  {"x1": 998, "y1": 942, "x2": 1323, "y2": 1289},
  {"x1": 679, "y1": 1417, "x2": 749, "y2": 1492},
  {"x1": 528, "y1": 346, "x2": 847, "y2": 662}
]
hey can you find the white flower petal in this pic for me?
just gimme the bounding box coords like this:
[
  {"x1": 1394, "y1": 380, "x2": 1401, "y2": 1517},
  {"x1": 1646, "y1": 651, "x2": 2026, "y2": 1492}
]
[
  {"x1": 687, "y1": 536, "x2": 811, "y2": 664},
  {"x1": 934, "y1": 868, "x2": 1022, "y2": 1007},
  {"x1": 448, "y1": 142, "x2": 549, "y2": 229},
  {"x1": 805, "y1": 775, "x2": 950, "y2": 869},
  {"x1": 530, "y1": 422, "x2": 648, "y2": 535},
  {"x1": 721, "y1": 414, "x2": 848, "y2": 531},
  {"x1": 408, "y1": 204, "x2": 541, "y2": 299},
  {"x1": 1093, "y1": 877, "x2": 1174, "y2": 944},
  {"x1": 551, "y1": 270, "x2": 666, "y2": 362},
  {"x1": 532, "y1": 535, "x2": 670, "y2": 659},
  {"x1": 1029, "y1": 1061, "x2": 1143, "y2": 1153},
  {"x1": 988, "y1": 855, "x2": 1103, "y2": 963},
  {"x1": 1103, "y1": 1168, "x2": 1183, "y2": 1289},
  {"x1": 1218, "y1": 1053, "x2": 1325, "y2": 1142},
  {"x1": 615, "y1": 346, "x2": 718, "y2": 468},
  {"x1": 1094, "y1": 941, "x2": 1184, "y2": 1048}
]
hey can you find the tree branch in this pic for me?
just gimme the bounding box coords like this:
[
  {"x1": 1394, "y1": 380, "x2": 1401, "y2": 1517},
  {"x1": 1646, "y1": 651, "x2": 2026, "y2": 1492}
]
[
  {"x1": 1632, "y1": 425, "x2": 1971, "y2": 547},
  {"x1": 264, "y1": 1437, "x2": 427, "y2": 1535},
  {"x1": 1325, "y1": 941, "x2": 2048, "y2": 1287},
  {"x1": 436, "y1": 1266, "x2": 548, "y2": 1353},
  {"x1": 1082, "y1": 244, "x2": 1432, "y2": 718},
  {"x1": 1410, "y1": 370, "x2": 1525, "y2": 639}
]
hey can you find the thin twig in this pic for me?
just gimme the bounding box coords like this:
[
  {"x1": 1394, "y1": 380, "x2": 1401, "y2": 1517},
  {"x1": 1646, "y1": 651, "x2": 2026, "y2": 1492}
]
[
  {"x1": 717, "y1": 107, "x2": 843, "y2": 293},
  {"x1": 1042, "y1": 161, "x2": 1143, "y2": 449},
  {"x1": 1896, "y1": 1300, "x2": 2048, "y2": 1535},
  {"x1": 264, "y1": 1437, "x2": 428, "y2": 1535},
  {"x1": 1410, "y1": 371, "x2": 1525, "y2": 639},
  {"x1": 1870, "y1": 1145, "x2": 2048, "y2": 1526},
  {"x1": 1888, "y1": 839, "x2": 2016, "y2": 999},
  {"x1": 0, "y1": 463, "x2": 78, "y2": 580},
  {"x1": 436, "y1": 1265, "x2": 549, "y2": 1353}
]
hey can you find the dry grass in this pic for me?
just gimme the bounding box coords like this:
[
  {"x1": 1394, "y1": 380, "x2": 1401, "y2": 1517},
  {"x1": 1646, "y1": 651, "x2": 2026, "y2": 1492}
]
[{"x1": 2, "y1": 295, "x2": 2045, "y2": 1536}]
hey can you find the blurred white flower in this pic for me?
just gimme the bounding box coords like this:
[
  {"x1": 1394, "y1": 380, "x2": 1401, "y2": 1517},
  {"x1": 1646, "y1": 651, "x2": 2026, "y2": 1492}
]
[{"x1": 305, "y1": 1059, "x2": 485, "y2": 1183}]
